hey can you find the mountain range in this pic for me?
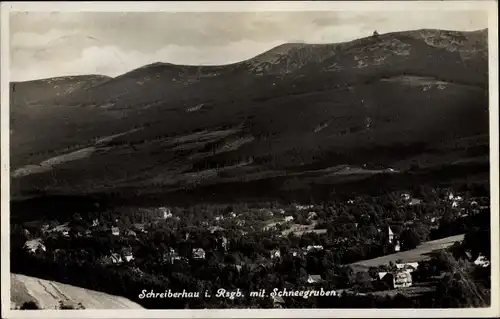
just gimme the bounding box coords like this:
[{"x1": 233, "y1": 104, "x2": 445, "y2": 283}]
[{"x1": 10, "y1": 28, "x2": 490, "y2": 207}]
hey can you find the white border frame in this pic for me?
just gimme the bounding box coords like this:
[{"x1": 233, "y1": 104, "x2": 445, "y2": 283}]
[{"x1": 1, "y1": 1, "x2": 499, "y2": 318}]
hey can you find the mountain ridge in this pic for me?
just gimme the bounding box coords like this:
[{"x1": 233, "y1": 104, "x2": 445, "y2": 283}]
[{"x1": 10, "y1": 28, "x2": 490, "y2": 204}]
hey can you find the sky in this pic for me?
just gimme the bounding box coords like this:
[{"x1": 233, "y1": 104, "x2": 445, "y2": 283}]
[{"x1": 9, "y1": 11, "x2": 488, "y2": 81}]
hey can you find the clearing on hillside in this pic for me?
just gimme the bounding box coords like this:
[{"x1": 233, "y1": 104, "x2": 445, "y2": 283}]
[{"x1": 350, "y1": 234, "x2": 465, "y2": 270}]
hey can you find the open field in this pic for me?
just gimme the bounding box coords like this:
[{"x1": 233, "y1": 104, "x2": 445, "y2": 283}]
[
  {"x1": 10, "y1": 273, "x2": 143, "y2": 310},
  {"x1": 350, "y1": 234, "x2": 465, "y2": 269}
]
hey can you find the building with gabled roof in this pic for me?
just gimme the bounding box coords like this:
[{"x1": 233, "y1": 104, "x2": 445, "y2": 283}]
[
  {"x1": 306, "y1": 274, "x2": 323, "y2": 284},
  {"x1": 24, "y1": 239, "x2": 46, "y2": 254}
]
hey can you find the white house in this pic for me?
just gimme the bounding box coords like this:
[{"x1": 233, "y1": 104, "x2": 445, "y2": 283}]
[
  {"x1": 393, "y1": 271, "x2": 412, "y2": 288},
  {"x1": 394, "y1": 241, "x2": 401, "y2": 252},
  {"x1": 401, "y1": 193, "x2": 411, "y2": 201},
  {"x1": 284, "y1": 216, "x2": 294, "y2": 223},
  {"x1": 409, "y1": 198, "x2": 422, "y2": 206},
  {"x1": 396, "y1": 262, "x2": 419, "y2": 273},
  {"x1": 307, "y1": 212, "x2": 318, "y2": 220},
  {"x1": 24, "y1": 239, "x2": 46, "y2": 254},
  {"x1": 160, "y1": 207, "x2": 173, "y2": 219},
  {"x1": 306, "y1": 245, "x2": 324, "y2": 253},
  {"x1": 306, "y1": 275, "x2": 323, "y2": 284},
  {"x1": 111, "y1": 227, "x2": 120, "y2": 236},
  {"x1": 474, "y1": 255, "x2": 490, "y2": 268},
  {"x1": 378, "y1": 271, "x2": 413, "y2": 289},
  {"x1": 100, "y1": 253, "x2": 123, "y2": 265},
  {"x1": 192, "y1": 248, "x2": 206, "y2": 260},
  {"x1": 290, "y1": 248, "x2": 301, "y2": 257},
  {"x1": 294, "y1": 204, "x2": 314, "y2": 211},
  {"x1": 122, "y1": 248, "x2": 134, "y2": 262},
  {"x1": 52, "y1": 224, "x2": 70, "y2": 237},
  {"x1": 270, "y1": 249, "x2": 281, "y2": 259},
  {"x1": 272, "y1": 295, "x2": 285, "y2": 308}
]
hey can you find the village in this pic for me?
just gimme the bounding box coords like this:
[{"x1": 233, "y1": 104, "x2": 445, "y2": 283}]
[{"x1": 14, "y1": 186, "x2": 491, "y2": 308}]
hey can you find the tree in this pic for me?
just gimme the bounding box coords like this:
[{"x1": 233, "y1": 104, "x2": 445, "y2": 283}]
[
  {"x1": 433, "y1": 252, "x2": 490, "y2": 307},
  {"x1": 400, "y1": 228, "x2": 421, "y2": 250}
]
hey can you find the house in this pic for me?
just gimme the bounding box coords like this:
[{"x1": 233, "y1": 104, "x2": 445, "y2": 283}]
[
  {"x1": 159, "y1": 207, "x2": 172, "y2": 219},
  {"x1": 52, "y1": 224, "x2": 70, "y2": 237},
  {"x1": 270, "y1": 249, "x2": 281, "y2": 259},
  {"x1": 220, "y1": 237, "x2": 229, "y2": 250},
  {"x1": 306, "y1": 245, "x2": 324, "y2": 253},
  {"x1": 22, "y1": 229, "x2": 32, "y2": 238},
  {"x1": 307, "y1": 212, "x2": 318, "y2": 220},
  {"x1": 306, "y1": 275, "x2": 323, "y2": 284},
  {"x1": 401, "y1": 193, "x2": 411, "y2": 201},
  {"x1": 236, "y1": 220, "x2": 246, "y2": 227},
  {"x1": 163, "y1": 248, "x2": 181, "y2": 264},
  {"x1": 395, "y1": 262, "x2": 419, "y2": 273},
  {"x1": 289, "y1": 248, "x2": 301, "y2": 257},
  {"x1": 409, "y1": 198, "x2": 422, "y2": 206},
  {"x1": 24, "y1": 239, "x2": 46, "y2": 254},
  {"x1": 393, "y1": 271, "x2": 413, "y2": 288},
  {"x1": 378, "y1": 271, "x2": 412, "y2": 289},
  {"x1": 295, "y1": 204, "x2": 314, "y2": 211},
  {"x1": 272, "y1": 295, "x2": 285, "y2": 308},
  {"x1": 41, "y1": 224, "x2": 50, "y2": 234},
  {"x1": 385, "y1": 225, "x2": 395, "y2": 244},
  {"x1": 394, "y1": 241, "x2": 401, "y2": 252},
  {"x1": 111, "y1": 227, "x2": 120, "y2": 236},
  {"x1": 109, "y1": 253, "x2": 123, "y2": 264},
  {"x1": 284, "y1": 216, "x2": 294, "y2": 223},
  {"x1": 192, "y1": 248, "x2": 206, "y2": 260},
  {"x1": 122, "y1": 247, "x2": 134, "y2": 262},
  {"x1": 100, "y1": 253, "x2": 123, "y2": 265},
  {"x1": 209, "y1": 226, "x2": 224, "y2": 234},
  {"x1": 133, "y1": 223, "x2": 146, "y2": 233},
  {"x1": 465, "y1": 250, "x2": 473, "y2": 260},
  {"x1": 131, "y1": 267, "x2": 145, "y2": 278},
  {"x1": 126, "y1": 230, "x2": 137, "y2": 238},
  {"x1": 474, "y1": 255, "x2": 490, "y2": 268}
]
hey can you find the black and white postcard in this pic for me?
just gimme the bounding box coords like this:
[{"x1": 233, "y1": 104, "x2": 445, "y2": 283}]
[{"x1": 1, "y1": 1, "x2": 498, "y2": 318}]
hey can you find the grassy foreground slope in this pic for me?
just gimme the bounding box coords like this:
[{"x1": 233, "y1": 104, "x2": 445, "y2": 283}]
[{"x1": 11, "y1": 273, "x2": 143, "y2": 309}]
